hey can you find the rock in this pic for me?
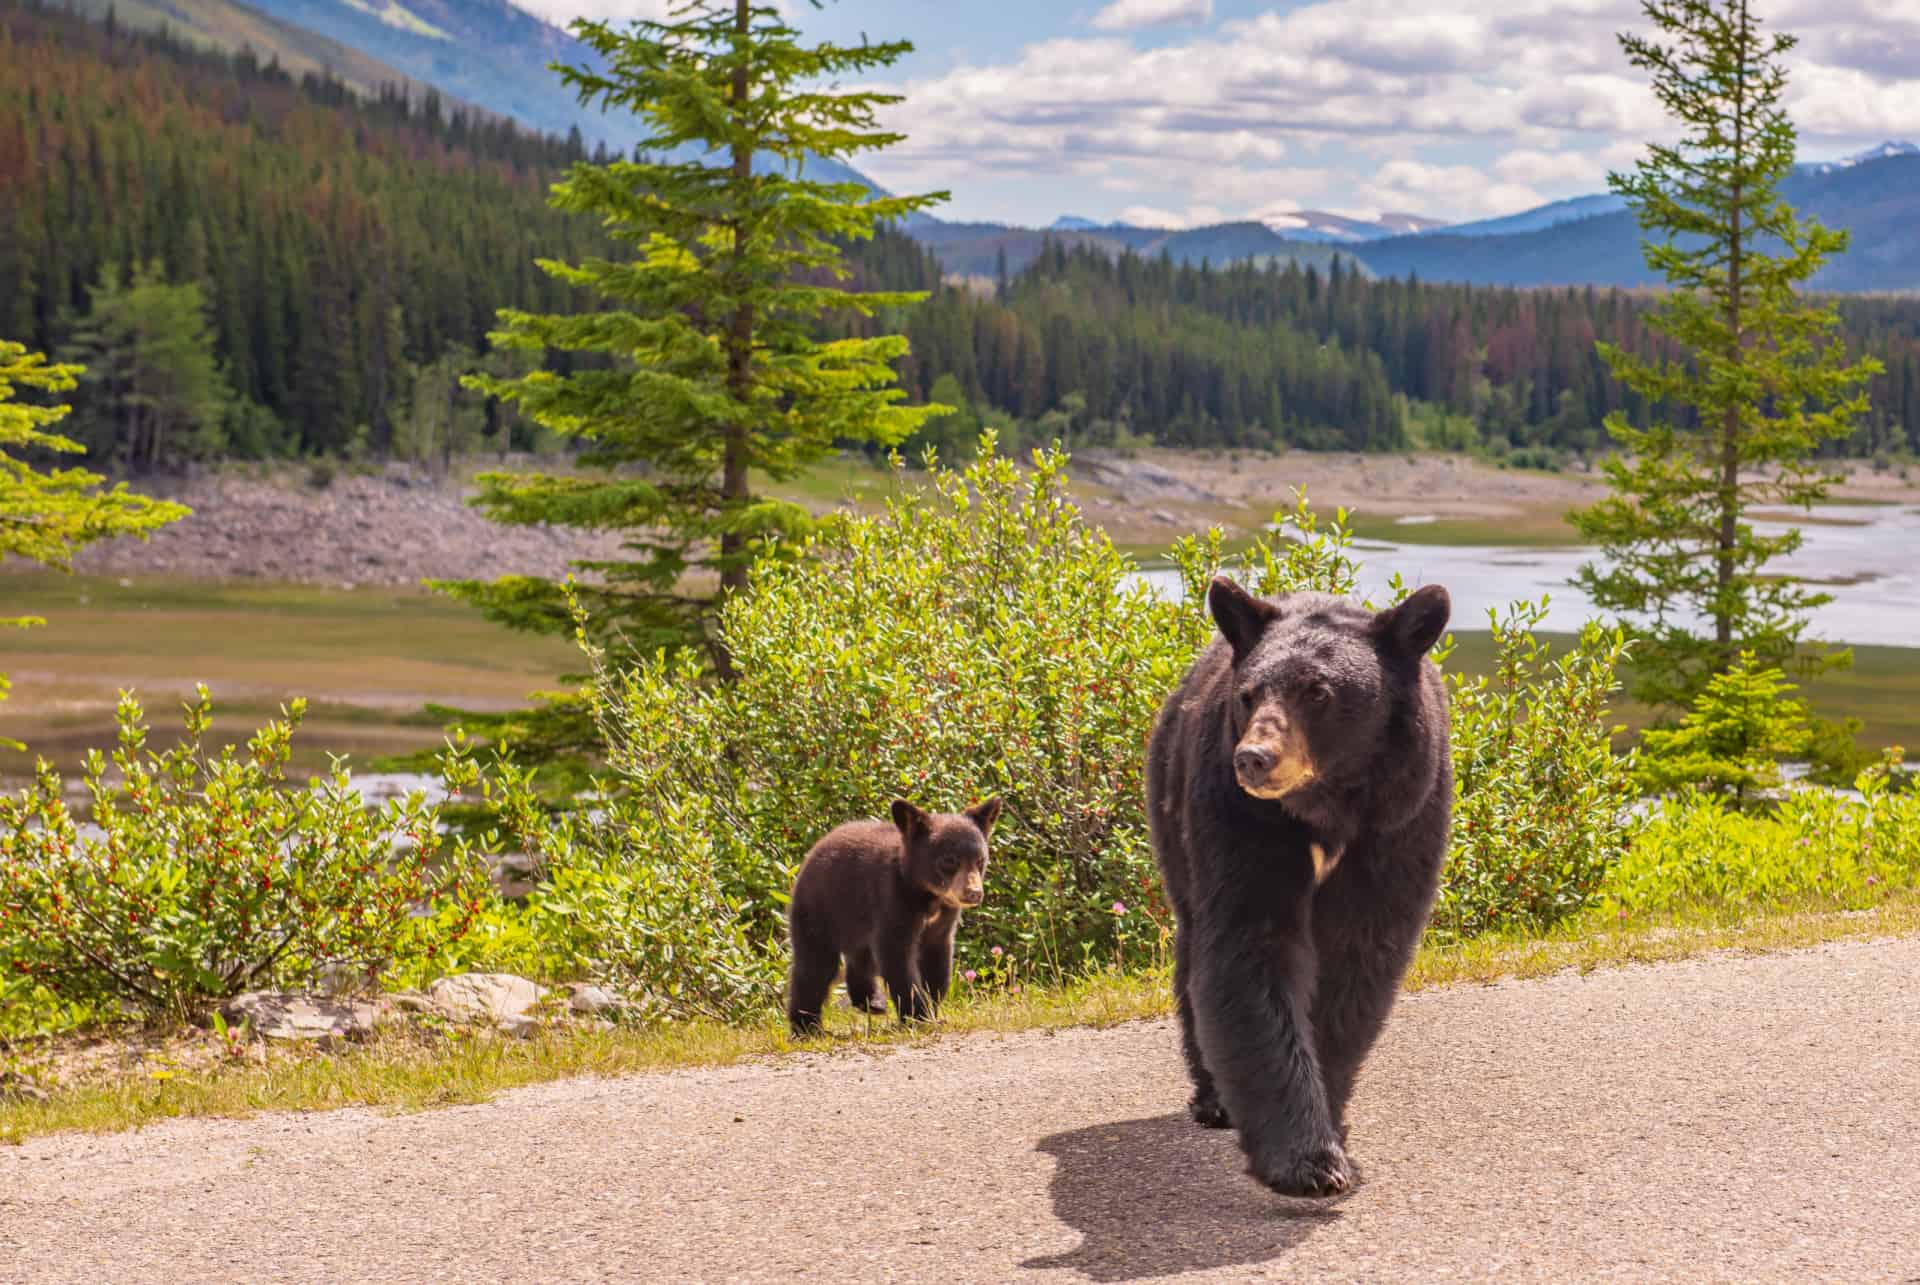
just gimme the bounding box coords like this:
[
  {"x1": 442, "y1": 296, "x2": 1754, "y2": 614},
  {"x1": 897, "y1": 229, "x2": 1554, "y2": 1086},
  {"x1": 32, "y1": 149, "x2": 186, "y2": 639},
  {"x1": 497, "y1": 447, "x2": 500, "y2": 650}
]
[
  {"x1": 566, "y1": 984, "x2": 619, "y2": 1016},
  {"x1": 426, "y1": 973, "x2": 546, "y2": 1028},
  {"x1": 387, "y1": 990, "x2": 435, "y2": 1014},
  {"x1": 220, "y1": 991, "x2": 385, "y2": 1044}
]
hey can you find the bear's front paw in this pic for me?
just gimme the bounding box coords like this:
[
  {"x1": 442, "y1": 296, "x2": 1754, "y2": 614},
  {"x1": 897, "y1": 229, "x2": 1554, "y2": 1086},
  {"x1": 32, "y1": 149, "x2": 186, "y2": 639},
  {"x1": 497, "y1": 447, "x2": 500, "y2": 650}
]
[
  {"x1": 1188, "y1": 1092, "x2": 1232, "y2": 1129},
  {"x1": 1251, "y1": 1142, "x2": 1353, "y2": 1198}
]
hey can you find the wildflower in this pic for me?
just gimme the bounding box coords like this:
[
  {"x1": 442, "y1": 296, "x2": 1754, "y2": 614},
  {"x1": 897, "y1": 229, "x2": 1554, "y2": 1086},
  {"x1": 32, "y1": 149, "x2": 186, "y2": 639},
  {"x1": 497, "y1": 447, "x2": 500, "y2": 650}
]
[
  {"x1": 963, "y1": 970, "x2": 978, "y2": 983},
  {"x1": 1112, "y1": 900, "x2": 1127, "y2": 915},
  {"x1": 1010, "y1": 984, "x2": 1022, "y2": 995},
  {"x1": 990, "y1": 945, "x2": 1003, "y2": 958}
]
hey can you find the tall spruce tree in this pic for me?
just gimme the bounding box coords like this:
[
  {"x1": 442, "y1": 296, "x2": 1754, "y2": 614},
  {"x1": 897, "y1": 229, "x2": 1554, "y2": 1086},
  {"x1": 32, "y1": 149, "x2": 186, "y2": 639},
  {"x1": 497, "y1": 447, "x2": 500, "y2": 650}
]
[
  {"x1": 1, "y1": 340, "x2": 187, "y2": 742},
  {"x1": 438, "y1": 0, "x2": 946, "y2": 681},
  {"x1": 1571, "y1": 0, "x2": 1879, "y2": 711}
]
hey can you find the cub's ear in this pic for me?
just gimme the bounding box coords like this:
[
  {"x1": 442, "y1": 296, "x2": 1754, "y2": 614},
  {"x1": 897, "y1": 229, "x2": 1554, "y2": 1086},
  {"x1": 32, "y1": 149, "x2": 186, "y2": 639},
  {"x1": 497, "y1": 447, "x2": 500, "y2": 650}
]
[
  {"x1": 964, "y1": 797, "x2": 1003, "y2": 836},
  {"x1": 890, "y1": 799, "x2": 931, "y2": 840},
  {"x1": 1207, "y1": 576, "x2": 1279, "y2": 659},
  {"x1": 1372, "y1": 584, "x2": 1451, "y2": 658}
]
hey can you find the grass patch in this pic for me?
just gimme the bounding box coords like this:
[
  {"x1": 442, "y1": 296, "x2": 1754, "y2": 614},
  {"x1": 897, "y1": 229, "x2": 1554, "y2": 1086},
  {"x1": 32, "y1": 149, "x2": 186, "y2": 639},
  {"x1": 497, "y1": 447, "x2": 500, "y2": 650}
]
[
  {"x1": 1437, "y1": 632, "x2": 1920, "y2": 752},
  {"x1": 0, "y1": 574, "x2": 579, "y2": 778},
  {"x1": 7, "y1": 893, "x2": 1917, "y2": 1145},
  {"x1": 1344, "y1": 509, "x2": 1585, "y2": 548}
]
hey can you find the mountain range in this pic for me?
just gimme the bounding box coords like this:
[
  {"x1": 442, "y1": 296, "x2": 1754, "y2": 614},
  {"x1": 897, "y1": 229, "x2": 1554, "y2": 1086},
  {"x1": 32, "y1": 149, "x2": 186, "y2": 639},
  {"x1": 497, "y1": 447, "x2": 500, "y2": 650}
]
[{"x1": 67, "y1": 0, "x2": 1920, "y2": 291}]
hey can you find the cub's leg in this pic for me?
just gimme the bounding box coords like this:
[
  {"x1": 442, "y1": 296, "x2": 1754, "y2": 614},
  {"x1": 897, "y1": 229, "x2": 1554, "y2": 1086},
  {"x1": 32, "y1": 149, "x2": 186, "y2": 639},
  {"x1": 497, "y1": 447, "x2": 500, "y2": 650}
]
[
  {"x1": 878, "y1": 913, "x2": 931, "y2": 1023},
  {"x1": 844, "y1": 946, "x2": 887, "y2": 1014},
  {"x1": 917, "y1": 910, "x2": 959, "y2": 1016},
  {"x1": 786, "y1": 914, "x2": 841, "y2": 1036}
]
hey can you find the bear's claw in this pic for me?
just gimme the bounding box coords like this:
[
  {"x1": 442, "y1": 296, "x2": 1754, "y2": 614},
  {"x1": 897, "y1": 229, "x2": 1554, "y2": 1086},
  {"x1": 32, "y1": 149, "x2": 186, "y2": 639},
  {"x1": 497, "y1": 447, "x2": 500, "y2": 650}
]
[
  {"x1": 1188, "y1": 1094, "x2": 1233, "y2": 1129},
  {"x1": 1253, "y1": 1143, "x2": 1354, "y2": 1198}
]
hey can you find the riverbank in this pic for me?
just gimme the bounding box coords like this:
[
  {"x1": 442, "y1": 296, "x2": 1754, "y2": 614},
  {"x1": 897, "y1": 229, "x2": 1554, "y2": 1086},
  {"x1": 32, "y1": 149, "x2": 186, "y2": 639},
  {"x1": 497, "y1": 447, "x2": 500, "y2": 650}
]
[{"x1": 18, "y1": 450, "x2": 1919, "y2": 588}]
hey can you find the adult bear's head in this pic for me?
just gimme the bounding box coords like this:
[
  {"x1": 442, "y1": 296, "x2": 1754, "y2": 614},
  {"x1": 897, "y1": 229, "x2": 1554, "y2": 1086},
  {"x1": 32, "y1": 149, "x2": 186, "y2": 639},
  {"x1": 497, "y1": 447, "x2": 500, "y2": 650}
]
[{"x1": 1205, "y1": 576, "x2": 1450, "y2": 802}]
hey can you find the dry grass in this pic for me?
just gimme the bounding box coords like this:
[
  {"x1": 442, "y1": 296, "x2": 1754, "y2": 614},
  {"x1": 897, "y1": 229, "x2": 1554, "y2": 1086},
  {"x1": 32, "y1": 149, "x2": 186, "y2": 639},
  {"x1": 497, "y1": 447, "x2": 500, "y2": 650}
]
[{"x1": 6, "y1": 893, "x2": 1918, "y2": 1145}]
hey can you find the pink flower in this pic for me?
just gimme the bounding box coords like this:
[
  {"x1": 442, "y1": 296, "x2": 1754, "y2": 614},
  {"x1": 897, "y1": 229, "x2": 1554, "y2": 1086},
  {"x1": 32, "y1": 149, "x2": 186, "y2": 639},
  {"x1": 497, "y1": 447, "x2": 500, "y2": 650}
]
[
  {"x1": 1010, "y1": 984, "x2": 1022, "y2": 995},
  {"x1": 1111, "y1": 900, "x2": 1128, "y2": 915},
  {"x1": 990, "y1": 945, "x2": 1003, "y2": 958},
  {"x1": 963, "y1": 969, "x2": 978, "y2": 983},
  {"x1": 1866, "y1": 876, "x2": 1878, "y2": 886}
]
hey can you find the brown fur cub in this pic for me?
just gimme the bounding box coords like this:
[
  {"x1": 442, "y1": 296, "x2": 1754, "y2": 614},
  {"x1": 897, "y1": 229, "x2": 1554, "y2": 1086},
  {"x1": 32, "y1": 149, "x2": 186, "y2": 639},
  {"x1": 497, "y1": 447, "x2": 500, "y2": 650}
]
[{"x1": 786, "y1": 798, "x2": 1002, "y2": 1035}]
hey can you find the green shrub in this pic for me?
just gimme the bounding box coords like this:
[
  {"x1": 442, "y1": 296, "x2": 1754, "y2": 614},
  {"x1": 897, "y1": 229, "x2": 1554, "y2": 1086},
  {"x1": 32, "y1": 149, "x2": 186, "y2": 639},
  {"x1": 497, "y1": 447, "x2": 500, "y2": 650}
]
[
  {"x1": 478, "y1": 755, "x2": 782, "y2": 1024},
  {"x1": 1433, "y1": 599, "x2": 1639, "y2": 940},
  {"x1": 571, "y1": 437, "x2": 1207, "y2": 982},
  {"x1": 1605, "y1": 749, "x2": 1918, "y2": 914},
  {"x1": 490, "y1": 437, "x2": 1638, "y2": 1023},
  {"x1": 0, "y1": 690, "x2": 487, "y2": 1025}
]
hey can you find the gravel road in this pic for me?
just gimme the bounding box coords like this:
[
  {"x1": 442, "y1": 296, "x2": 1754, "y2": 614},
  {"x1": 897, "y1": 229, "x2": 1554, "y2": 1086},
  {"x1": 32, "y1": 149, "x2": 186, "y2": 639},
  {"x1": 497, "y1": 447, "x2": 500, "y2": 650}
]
[{"x1": 4, "y1": 936, "x2": 1917, "y2": 1283}]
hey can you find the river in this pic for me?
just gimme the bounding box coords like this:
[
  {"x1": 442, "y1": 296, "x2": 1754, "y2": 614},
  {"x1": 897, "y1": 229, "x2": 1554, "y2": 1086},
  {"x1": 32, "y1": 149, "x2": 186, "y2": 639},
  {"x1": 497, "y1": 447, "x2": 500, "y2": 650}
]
[{"x1": 1137, "y1": 502, "x2": 1920, "y2": 648}]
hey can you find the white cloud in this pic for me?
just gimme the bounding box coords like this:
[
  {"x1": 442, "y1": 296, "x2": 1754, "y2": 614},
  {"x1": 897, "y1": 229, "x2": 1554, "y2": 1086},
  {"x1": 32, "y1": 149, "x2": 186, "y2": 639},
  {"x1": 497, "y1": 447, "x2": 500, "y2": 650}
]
[
  {"x1": 1118, "y1": 202, "x2": 1228, "y2": 228},
  {"x1": 1091, "y1": 0, "x2": 1214, "y2": 33},
  {"x1": 852, "y1": 0, "x2": 1920, "y2": 224},
  {"x1": 1356, "y1": 160, "x2": 1545, "y2": 219},
  {"x1": 506, "y1": 0, "x2": 677, "y2": 28}
]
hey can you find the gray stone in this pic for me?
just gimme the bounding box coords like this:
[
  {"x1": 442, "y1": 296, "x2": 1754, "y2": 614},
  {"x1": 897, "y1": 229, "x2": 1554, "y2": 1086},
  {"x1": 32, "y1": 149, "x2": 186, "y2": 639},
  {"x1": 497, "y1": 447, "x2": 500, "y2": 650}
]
[
  {"x1": 426, "y1": 973, "x2": 546, "y2": 1027},
  {"x1": 220, "y1": 992, "x2": 384, "y2": 1044},
  {"x1": 566, "y1": 984, "x2": 619, "y2": 1016}
]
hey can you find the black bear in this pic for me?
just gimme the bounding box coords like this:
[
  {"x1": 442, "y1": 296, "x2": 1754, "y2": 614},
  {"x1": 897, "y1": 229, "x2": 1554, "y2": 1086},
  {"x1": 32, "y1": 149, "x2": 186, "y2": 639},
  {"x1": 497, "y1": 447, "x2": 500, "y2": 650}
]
[
  {"x1": 786, "y1": 797, "x2": 1003, "y2": 1035},
  {"x1": 1146, "y1": 575, "x2": 1452, "y2": 1197}
]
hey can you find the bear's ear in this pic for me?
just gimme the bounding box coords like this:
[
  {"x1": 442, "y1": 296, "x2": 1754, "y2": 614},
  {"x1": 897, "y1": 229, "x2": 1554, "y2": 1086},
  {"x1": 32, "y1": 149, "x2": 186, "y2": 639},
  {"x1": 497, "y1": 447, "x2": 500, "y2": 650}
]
[
  {"x1": 1207, "y1": 576, "x2": 1279, "y2": 659},
  {"x1": 1372, "y1": 584, "x2": 1451, "y2": 658},
  {"x1": 891, "y1": 799, "x2": 931, "y2": 841},
  {"x1": 964, "y1": 797, "x2": 1002, "y2": 836}
]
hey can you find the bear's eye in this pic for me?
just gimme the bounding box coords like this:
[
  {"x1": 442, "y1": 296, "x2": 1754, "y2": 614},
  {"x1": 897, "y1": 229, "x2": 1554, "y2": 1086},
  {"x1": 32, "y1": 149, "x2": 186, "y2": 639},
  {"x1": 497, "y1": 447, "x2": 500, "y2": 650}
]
[
  {"x1": 1305, "y1": 682, "x2": 1333, "y2": 705},
  {"x1": 1236, "y1": 689, "x2": 1255, "y2": 714}
]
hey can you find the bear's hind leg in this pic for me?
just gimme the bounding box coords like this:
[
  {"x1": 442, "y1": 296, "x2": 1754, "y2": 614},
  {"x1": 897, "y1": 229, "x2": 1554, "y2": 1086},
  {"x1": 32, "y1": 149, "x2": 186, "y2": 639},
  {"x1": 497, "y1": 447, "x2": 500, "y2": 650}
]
[
  {"x1": 787, "y1": 918, "x2": 840, "y2": 1036},
  {"x1": 1312, "y1": 935, "x2": 1416, "y2": 1137},
  {"x1": 1175, "y1": 927, "x2": 1231, "y2": 1128}
]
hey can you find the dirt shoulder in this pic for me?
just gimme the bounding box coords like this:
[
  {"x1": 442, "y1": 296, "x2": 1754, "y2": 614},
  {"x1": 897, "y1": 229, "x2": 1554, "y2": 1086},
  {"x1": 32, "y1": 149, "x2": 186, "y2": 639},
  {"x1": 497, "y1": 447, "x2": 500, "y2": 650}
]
[{"x1": 3, "y1": 934, "x2": 1915, "y2": 1283}]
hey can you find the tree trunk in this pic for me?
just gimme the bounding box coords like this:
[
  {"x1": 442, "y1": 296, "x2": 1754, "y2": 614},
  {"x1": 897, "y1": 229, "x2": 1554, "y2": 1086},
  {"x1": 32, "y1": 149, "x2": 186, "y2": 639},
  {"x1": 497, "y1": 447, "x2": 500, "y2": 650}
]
[
  {"x1": 1715, "y1": 0, "x2": 1750, "y2": 666},
  {"x1": 714, "y1": 0, "x2": 754, "y2": 679}
]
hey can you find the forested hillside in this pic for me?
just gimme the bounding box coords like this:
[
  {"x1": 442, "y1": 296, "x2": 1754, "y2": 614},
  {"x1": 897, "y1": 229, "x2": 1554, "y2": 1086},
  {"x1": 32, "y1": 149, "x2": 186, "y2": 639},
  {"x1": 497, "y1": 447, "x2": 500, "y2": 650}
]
[
  {"x1": 4, "y1": 0, "x2": 1918, "y2": 468},
  {"x1": 872, "y1": 242, "x2": 1920, "y2": 458},
  {"x1": 0, "y1": 0, "x2": 611, "y2": 465}
]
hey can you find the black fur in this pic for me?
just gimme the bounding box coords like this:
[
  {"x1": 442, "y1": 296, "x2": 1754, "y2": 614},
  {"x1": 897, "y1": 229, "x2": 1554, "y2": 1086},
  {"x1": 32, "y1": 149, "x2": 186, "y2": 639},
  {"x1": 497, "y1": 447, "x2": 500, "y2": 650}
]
[
  {"x1": 786, "y1": 798, "x2": 1001, "y2": 1035},
  {"x1": 1147, "y1": 578, "x2": 1452, "y2": 1197}
]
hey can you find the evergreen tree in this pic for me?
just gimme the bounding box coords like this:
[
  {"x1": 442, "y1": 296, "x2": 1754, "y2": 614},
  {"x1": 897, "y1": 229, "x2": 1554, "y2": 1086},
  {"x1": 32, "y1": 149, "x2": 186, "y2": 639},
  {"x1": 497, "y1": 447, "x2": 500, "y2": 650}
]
[
  {"x1": 62, "y1": 261, "x2": 234, "y2": 473},
  {"x1": 441, "y1": 0, "x2": 946, "y2": 676},
  {"x1": 0, "y1": 339, "x2": 186, "y2": 740},
  {"x1": 1635, "y1": 651, "x2": 1809, "y2": 808},
  {"x1": 1571, "y1": 0, "x2": 1880, "y2": 710}
]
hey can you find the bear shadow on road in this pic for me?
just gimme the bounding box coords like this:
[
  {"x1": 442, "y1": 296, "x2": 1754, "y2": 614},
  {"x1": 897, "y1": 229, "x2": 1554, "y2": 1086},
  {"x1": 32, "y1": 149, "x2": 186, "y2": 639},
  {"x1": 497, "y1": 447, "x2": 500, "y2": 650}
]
[{"x1": 1021, "y1": 1113, "x2": 1341, "y2": 1282}]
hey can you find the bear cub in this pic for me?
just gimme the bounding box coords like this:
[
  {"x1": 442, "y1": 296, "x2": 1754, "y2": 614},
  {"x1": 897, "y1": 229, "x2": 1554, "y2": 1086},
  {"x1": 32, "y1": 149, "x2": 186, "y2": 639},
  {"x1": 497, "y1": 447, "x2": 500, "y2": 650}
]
[
  {"x1": 787, "y1": 797, "x2": 1002, "y2": 1035},
  {"x1": 1147, "y1": 576, "x2": 1453, "y2": 1199}
]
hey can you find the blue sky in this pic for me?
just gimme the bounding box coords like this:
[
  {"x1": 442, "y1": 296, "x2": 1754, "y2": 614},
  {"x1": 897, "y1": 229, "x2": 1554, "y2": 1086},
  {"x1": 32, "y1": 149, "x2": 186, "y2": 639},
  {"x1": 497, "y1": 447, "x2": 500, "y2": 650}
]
[{"x1": 511, "y1": 1, "x2": 1920, "y2": 229}]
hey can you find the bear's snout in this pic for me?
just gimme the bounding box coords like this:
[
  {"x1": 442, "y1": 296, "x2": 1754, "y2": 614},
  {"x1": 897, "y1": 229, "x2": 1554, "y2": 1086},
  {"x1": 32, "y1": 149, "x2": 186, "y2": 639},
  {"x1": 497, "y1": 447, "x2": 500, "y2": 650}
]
[
  {"x1": 1234, "y1": 744, "x2": 1277, "y2": 779},
  {"x1": 1233, "y1": 721, "x2": 1318, "y2": 799},
  {"x1": 958, "y1": 871, "x2": 985, "y2": 906}
]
